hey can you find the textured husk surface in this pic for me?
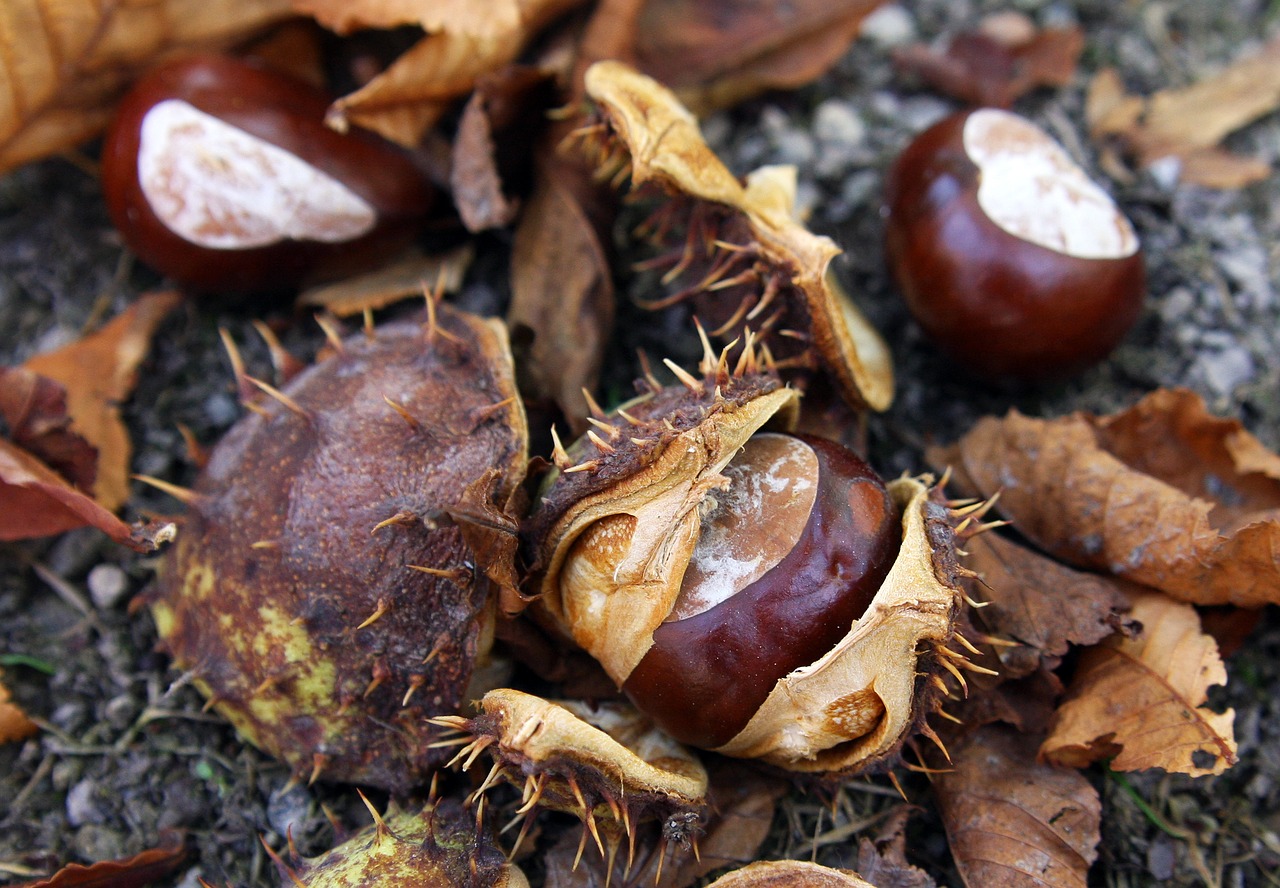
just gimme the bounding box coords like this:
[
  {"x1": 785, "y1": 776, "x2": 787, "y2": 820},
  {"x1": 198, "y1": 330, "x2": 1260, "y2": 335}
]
[{"x1": 149, "y1": 309, "x2": 527, "y2": 791}]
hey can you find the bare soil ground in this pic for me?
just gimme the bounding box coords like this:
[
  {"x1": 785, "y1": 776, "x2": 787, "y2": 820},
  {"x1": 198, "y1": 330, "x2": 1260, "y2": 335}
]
[{"x1": 3, "y1": 1, "x2": 1280, "y2": 886}]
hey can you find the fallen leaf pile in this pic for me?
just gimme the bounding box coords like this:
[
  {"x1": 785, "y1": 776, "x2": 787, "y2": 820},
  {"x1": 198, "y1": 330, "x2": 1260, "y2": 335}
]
[
  {"x1": 931, "y1": 388, "x2": 1280, "y2": 607},
  {"x1": 914, "y1": 386, "x2": 1274, "y2": 880}
]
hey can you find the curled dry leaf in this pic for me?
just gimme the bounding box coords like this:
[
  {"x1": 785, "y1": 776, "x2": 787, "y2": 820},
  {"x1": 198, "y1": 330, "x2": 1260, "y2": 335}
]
[
  {"x1": 0, "y1": 367, "x2": 97, "y2": 492},
  {"x1": 303, "y1": 0, "x2": 587, "y2": 147},
  {"x1": 15, "y1": 829, "x2": 188, "y2": 888},
  {"x1": 961, "y1": 532, "x2": 1131, "y2": 679},
  {"x1": 934, "y1": 725, "x2": 1100, "y2": 888},
  {"x1": 580, "y1": 60, "x2": 894, "y2": 412},
  {"x1": 452, "y1": 66, "x2": 555, "y2": 233},
  {"x1": 929, "y1": 388, "x2": 1280, "y2": 607},
  {"x1": 0, "y1": 438, "x2": 138, "y2": 545},
  {"x1": 580, "y1": 0, "x2": 887, "y2": 114},
  {"x1": 1041, "y1": 589, "x2": 1237, "y2": 777},
  {"x1": 296, "y1": 245, "x2": 472, "y2": 316},
  {"x1": 24, "y1": 291, "x2": 182, "y2": 511},
  {"x1": 853, "y1": 806, "x2": 937, "y2": 888},
  {"x1": 1086, "y1": 35, "x2": 1280, "y2": 188},
  {"x1": 508, "y1": 125, "x2": 616, "y2": 434},
  {"x1": 0, "y1": 669, "x2": 38, "y2": 744},
  {"x1": 0, "y1": 0, "x2": 293, "y2": 174},
  {"x1": 893, "y1": 13, "x2": 1084, "y2": 108}
]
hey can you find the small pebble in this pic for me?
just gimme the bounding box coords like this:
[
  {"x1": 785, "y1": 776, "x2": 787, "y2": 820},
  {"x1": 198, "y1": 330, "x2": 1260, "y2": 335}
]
[
  {"x1": 1147, "y1": 838, "x2": 1176, "y2": 880},
  {"x1": 67, "y1": 778, "x2": 108, "y2": 826},
  {"x1": 267, "y1": 782, "x2": 313, "y2": 839},
  {"x1": 104, "y1": 694, "x2": 139, "y2": 731},
  {"x1": 859, "y1": 4, "x2": 916, "y2": 47},
  {"x1": 51, "y1": 701, "x2": 89, "y2": 733},
  {"x1": 204, "y1": 391, "x2": 240, "y2": 428},
  {"x1": 1197, "y1": 345, "x2": 1256, "y2": 395},
  {"x1": 88, "y1": 564, "x2": 130, "y2": 610}
]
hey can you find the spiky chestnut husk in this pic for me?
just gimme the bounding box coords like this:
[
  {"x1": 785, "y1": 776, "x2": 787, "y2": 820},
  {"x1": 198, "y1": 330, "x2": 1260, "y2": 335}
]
[
  {"x1": 430, "y1": 688, "x2": 708, "y2": 872},
  {"x1": 147, "y1": 305, "x2": 527, "y2": 792},
  {"x1": 268, "y1": 799, "x2": 528, "y2": 888},
  {"x1": 527, "y1": 343, "x2": 991, "y2": 776},
  {"x1": 573, "y1": 60, "x2": 894, "y2": 413}
]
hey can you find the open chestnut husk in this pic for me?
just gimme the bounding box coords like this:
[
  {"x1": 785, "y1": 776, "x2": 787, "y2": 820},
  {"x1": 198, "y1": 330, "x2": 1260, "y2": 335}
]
[
  {"x1": 101, "y1": 54, "x2": 436, "y2": 295},
  {"x1": 526, "y1": 342, "x2": 981, "y2": 775},
  {"x1": 146, "y1": 303, "x2": 527, "y2": 791}
]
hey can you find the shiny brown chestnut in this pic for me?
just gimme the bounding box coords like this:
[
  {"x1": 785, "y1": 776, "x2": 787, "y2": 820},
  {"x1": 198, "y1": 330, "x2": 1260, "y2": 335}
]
[
  {"x1": 883, "y1": 107, "x2": 1145, "y2": 381},
  {"x1": 622, "y1": 432, "x2": 901, "y2": 749},
  {"x1": 100, "y1": 54, "x2": 435, "y2": 294}
]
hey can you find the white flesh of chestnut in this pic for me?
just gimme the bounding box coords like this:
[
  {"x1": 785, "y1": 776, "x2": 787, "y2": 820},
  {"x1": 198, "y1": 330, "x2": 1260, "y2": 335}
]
[
  {"x1": 137, "y1": 99, "x2": 377, "y2": 249},
  {"x1": 964, "y1": 107, "x2": 1139, "y2": 260}
]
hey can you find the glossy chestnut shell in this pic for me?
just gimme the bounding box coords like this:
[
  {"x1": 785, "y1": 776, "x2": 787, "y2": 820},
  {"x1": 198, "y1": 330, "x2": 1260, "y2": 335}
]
[
  {"x1": 622, "y1": 433, "x2": 901, "y2": 748},
  {"x1": 101, "y1": 54, "x2": 435, "y2": 294},
  {"x1": 884, "y1": 108, "x2": 1145, "y2": 382}
]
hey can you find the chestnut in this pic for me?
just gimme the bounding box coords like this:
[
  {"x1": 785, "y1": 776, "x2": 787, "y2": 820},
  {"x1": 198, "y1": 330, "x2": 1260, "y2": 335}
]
[
  {"x1": 883, "y1": 107, "x2": 1145, "y2": 381},
  {"x1": 528, "y1": 352, "x2": 967, "y2": 775},
  {"x1": 622, "y1": 432, "x2": 901, "y2": 748},
  {"x1": 100, "y1": 54, "x2": 435, "y2": 294}
]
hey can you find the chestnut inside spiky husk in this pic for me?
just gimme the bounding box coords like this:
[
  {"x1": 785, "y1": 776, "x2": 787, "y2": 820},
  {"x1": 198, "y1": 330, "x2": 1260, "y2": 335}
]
[
  {"x1": 528, "y1": 345, "x2": 977, "y2": 776},
  {"x1": 271, "y1": 800, "x2": 527, "y2": 888},
  {"x1": 148, "y1": 305, "x2": 527, "y2": 791}
]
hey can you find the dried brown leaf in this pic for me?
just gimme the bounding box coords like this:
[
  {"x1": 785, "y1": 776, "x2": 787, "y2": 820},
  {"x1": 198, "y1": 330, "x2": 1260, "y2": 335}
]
[
  {"x1": 893, "y1": 17, "x2": 1084, "y2": 108},
  {"x1": 579, "y1": 0, "x2": 886, "y2": 114},
  {"x1": 23, "y1": 292, "x2": 181, "y2": 511},
  {"x1": 296, "y1": 0, "x2": 523, "y2": 35},
  {"x1": 0, "y1": 437, "x2": 137, "y2": 544},
  {"x1": 1086, "y1": 36, "x2": 1280, "y2": 188},
  {"x1": 318, "y1": 0, "x2": 586, "y2": 147},
  {"x1": 296, "y1": 246, "x2": 472, "y2": 316},
  {"x1": 929, "y1": 388, "x2": 1280, "y2": 606},
  {"x1": 0, "y1": 669, "x2": 38, "y2": 745},
  {"x1": 508, "y1": 127, "x2": 615, "y2": 434},
  {"x1": 0, "y1": 0, "x2": 293, "y2": 175},
  {"x1": 15, "y1": 829, "x2": 188, "y2": 888},
  {"x1": 962, "y1": 532, "x2": 1131, "y2": 678},
  {"x1": 854, "y1": 807, "x2": 937, "y2": 888},
  {"x1": 1040, "y1": 590, "x2": 1237, "y2": 777},
  {"x1": 0, "y1": 367, "x2": 97, "y2": 491},
  {"x1": 452, "y1": 66, "x2": 555, "y2": 232},
  {"x1": 934, "y1": 726, "x2": 1100, "y2": 888}
]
